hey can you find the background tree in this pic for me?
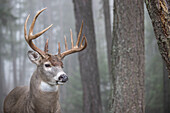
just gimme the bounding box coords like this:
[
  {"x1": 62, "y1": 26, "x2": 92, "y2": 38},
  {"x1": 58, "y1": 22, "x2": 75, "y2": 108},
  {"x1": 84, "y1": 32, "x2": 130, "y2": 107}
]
[
  {"x1": 72, "y1": 0, "x2": 103, "y2": 113},
  {"x1": 0, "y1": 0, "x2": 166, "y2": 113},
  {"x1": 110, "y1": 0, "x2": 145, "y2": 112},
  {"x1": 145, "y1": 0, "x2": 170, "y2": 112},
  {"x1": 145, "y1": 0, "x2": 170, "y2": 76},
  {"x1": 0, "y1": 0, "x2": 15, "y2": 111}
]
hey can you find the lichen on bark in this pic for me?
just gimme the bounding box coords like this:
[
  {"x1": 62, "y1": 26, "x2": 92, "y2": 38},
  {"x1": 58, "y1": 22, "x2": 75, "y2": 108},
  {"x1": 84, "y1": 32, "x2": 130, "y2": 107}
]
[{"x1": 145, "y1": 0, "x2": 170, "y2": 77}]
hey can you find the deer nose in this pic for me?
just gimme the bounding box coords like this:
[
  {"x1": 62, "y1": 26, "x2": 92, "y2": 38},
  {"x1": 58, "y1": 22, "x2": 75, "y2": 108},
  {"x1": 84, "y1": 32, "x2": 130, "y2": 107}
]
[{"x1": 59, "y1": 74, "x2": 68, "y2": 82}]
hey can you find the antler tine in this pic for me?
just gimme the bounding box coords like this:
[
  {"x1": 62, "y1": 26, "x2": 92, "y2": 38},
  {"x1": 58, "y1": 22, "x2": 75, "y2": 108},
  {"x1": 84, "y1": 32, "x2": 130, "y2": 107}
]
[
  {"x1": 58, "y1": 42, "x2": 61, "y2": 55},
  {"x1": 24, "y1": 8, "x2": 53, "y2": 58},
  {"x1": 76, "y1": 21, "x2": 83, "y2": 46},
  {"x1": 59, "y1": 21, "x2": 87, "y2": 59},
  {"x1": 29, "y1": 8, "x2": 53, "y2": 40},
  {"x1": 80, "y1": 34, "x2": 87, "y2": 49},
  {"x1": 64, "y1": 35, "x2": 68, "y2": 51},
  {"x1": 32, "y1": 24, "x2": 53, "y2": 40},
  {"x1": 70, "y1": 29, "x2": 74, "y2": 48},
  {"x1": 24, "y1": 14, "x2": 30, "y2": 41},
  {"x1": 44, "y1": 39, "x2": 49, "y2": 53},
  {"x1": 29, "y1": 8, "x2": 46, "y2": 35}
]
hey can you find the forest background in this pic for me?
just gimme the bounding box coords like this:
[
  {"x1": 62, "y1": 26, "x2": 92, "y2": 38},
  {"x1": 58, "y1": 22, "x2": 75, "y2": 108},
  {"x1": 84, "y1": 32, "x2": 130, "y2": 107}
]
[{"x1": 0, "y1": 0, "x2": 169, "y2": 113}]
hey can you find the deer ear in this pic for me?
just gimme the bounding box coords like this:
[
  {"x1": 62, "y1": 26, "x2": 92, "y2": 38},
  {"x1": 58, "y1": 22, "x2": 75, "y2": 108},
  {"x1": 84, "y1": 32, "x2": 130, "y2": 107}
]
[{"x1": 27, "y1": 50, "x2": 42, "y2": 65}]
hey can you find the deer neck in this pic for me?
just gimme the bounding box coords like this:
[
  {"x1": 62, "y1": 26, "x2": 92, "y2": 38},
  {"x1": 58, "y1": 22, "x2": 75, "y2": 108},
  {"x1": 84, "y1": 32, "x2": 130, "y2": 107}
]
[{"x1": 29, "y1": 69, "x2": 60, "y2": 112}]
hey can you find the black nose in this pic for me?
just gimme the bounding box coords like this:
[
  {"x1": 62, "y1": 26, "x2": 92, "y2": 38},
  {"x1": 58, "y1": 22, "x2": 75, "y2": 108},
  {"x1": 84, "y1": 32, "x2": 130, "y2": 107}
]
[{"x1": 59, "y1": 74, "x2": 68, "y2": 82}]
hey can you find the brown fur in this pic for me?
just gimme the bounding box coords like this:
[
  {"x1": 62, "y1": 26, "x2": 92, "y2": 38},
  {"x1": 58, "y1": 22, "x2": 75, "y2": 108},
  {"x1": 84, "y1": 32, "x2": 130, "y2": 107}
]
[
  {"x1": 48, "y1": 55, "x2": 63, "y2": 67},
  {"x1": 3, "y1": 70, "x2": 61, "y2": 113}
]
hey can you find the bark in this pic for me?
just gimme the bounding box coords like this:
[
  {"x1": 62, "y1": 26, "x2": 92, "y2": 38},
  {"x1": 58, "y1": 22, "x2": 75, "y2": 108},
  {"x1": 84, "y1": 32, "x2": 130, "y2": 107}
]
[
  {"x1": 145, "y1": 0, "x2": 170, "y2": 77},
  {"x1": 103, "y1": 0, "x2": 112, "y2": 75},
  {"x1": 111, "y1": 0, "x2": 145, "y2": 113},
  {"x1": 72, "y1": 0, "x2": 102, "y2": 113},
  {"x1": 163, "y1": 61, "x2": 170, "y2": 113}
]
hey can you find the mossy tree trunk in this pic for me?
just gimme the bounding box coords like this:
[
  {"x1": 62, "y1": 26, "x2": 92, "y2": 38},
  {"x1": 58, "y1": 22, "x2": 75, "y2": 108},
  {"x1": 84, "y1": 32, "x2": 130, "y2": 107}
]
[{"x1": 145, "y1": 0, "x2": 170, "y2": 77}]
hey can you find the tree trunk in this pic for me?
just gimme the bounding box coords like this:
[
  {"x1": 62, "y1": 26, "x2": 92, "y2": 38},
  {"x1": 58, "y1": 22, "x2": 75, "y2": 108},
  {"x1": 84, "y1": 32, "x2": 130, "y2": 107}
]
[
  {"x1": 0, "y1": 24, "x2": 3, "y2": 113},
  {"x1": 145, "y1": 0, "x2": 170, "y2": 77},
  {"x1": 103, "y1": 0, "x2": 112, "y2": 75},
  {"x1": 72, "y1": 0, "x2": 102, "y2": 113},
  {"x1": 110, "y1": 0, "x2": 145, "y2": 113},
  {"x1": 0, "y1": 52, "x2": 5, "y2": 113},
  {"x1": 163, "y1": 61, "x2": 170, "y2": 113},
  {"x1": 0, "y1": 0, "x2": 12, "y2": 111}
]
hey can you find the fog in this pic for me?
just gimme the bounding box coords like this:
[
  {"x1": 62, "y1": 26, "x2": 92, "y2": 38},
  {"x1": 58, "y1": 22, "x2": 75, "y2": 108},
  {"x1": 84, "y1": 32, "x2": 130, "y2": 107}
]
[{"x1": 0, "y1": 0, "x2": 168, "y2": 113}]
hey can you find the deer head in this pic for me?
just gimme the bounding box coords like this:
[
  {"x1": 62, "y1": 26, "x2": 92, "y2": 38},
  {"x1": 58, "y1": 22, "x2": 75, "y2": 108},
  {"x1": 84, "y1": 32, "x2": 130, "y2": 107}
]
[
  {"x1": 24, "y1": 8, "x2": 87, "y2": 86},
  {"x1": 3, "y1": 8, "x2": 87, "y2": 113}
]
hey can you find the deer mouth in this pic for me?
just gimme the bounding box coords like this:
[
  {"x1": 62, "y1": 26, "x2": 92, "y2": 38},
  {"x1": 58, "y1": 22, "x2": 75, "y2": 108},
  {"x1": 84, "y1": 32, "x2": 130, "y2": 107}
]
[
  {"x1": 56, "y1": 74, "x2": 68, "y2": 85},
  {"x1": 56, "y1": 81, "x2": 64, "y2": 85},
  {"x1": 56, "y1": 80, "x2": 68, "y2": 85},
  {"x1": 54, "y1": 72, "x2": 68, "y2": 85}
]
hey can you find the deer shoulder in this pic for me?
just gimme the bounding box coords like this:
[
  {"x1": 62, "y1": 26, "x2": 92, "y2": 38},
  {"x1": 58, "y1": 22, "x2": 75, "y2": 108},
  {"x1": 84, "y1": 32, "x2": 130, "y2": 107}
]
[{"x1": 3, "y1": 8, "x2": 87, "y2": 113}]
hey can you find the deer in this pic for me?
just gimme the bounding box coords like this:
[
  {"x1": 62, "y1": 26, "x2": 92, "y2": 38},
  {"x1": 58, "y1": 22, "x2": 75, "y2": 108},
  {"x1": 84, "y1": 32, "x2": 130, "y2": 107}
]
[{"x1": 3, "y1": 8, "x2": 87, "y2": 113}]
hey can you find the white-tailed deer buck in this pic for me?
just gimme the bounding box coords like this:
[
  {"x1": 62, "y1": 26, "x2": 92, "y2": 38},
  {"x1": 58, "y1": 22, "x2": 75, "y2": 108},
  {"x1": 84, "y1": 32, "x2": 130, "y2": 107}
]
[{"x1": 3, "y1": 8, "x2": 87, "y2": 113}]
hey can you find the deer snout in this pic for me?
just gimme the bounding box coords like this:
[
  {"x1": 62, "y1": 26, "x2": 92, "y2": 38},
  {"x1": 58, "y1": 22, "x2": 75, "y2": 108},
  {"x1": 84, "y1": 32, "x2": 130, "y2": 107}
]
[{"x1": 59, "y1": 74, "x2": 68, "y2": 82}]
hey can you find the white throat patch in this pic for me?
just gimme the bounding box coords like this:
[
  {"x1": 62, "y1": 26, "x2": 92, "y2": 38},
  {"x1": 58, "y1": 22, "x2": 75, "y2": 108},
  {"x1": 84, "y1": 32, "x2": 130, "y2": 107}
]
[{"x1": 40, "y1": 81, "x2": 58, "y2": 92}]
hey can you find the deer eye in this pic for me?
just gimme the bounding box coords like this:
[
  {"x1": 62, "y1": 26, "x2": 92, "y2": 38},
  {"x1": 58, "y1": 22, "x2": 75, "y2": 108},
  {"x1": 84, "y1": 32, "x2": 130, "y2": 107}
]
[{"x1": 45, "y1": 64, "x2": 51, "y2": 67}]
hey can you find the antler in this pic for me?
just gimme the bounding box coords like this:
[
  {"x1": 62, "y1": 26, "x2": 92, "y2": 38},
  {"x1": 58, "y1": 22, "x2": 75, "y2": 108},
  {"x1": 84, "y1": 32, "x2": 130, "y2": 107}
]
[
  {"x1": 24, "y1": 8, "x2": 53, "y2": 58},
  {"x1": 24, "y1": 8, "x2": 87, "y2": 59},
  {"x1": 58, "y1": 21, "x2": 87, "y2": 59}
]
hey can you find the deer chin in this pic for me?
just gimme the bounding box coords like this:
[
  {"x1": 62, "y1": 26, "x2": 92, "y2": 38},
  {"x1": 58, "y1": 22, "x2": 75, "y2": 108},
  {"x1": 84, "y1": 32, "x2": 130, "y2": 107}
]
[
  {"x1": 56, "y1": 81, "x2": 64, "y2": 85},
  {"x1": 46, "y1": 80, "x2": 65, "y2": 86}
]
